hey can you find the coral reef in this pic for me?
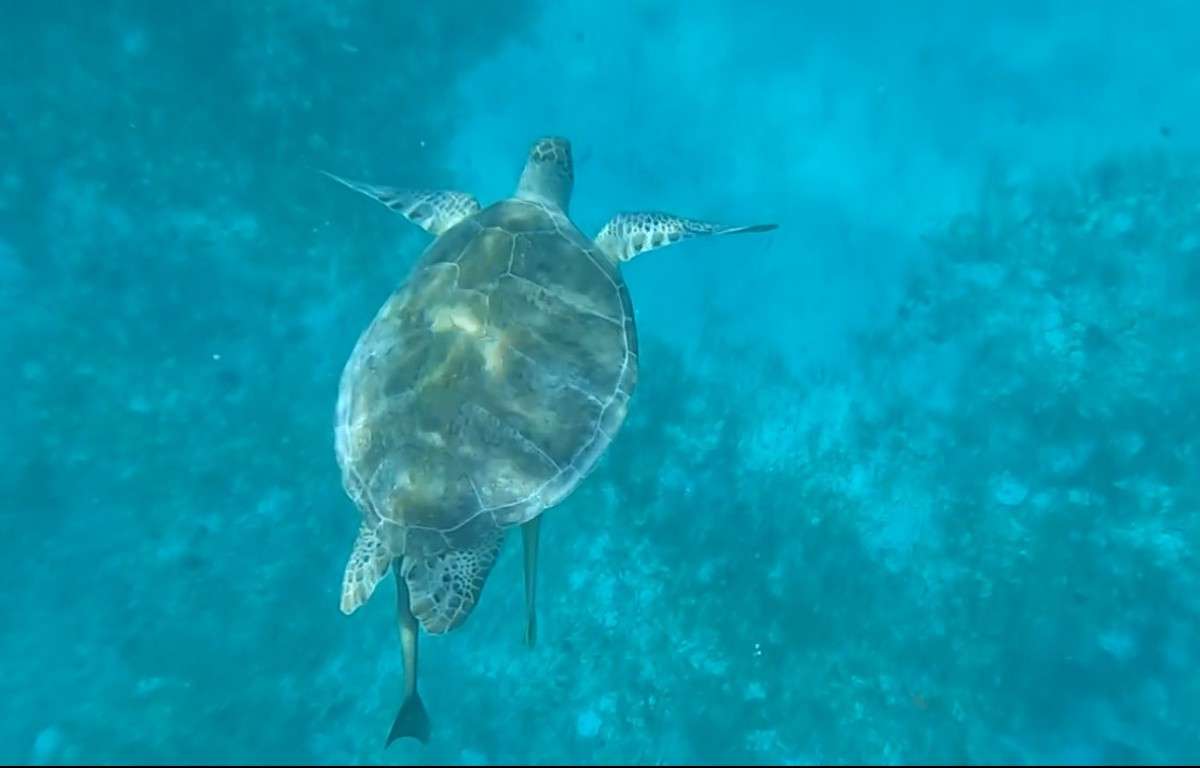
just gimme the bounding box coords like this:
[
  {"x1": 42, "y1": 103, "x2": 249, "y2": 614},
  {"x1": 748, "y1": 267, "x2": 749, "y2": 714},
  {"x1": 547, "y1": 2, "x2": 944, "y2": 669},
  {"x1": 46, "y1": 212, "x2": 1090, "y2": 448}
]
[{"x1": 2, "y1": 3, "x2": 1197, "y2": 761}]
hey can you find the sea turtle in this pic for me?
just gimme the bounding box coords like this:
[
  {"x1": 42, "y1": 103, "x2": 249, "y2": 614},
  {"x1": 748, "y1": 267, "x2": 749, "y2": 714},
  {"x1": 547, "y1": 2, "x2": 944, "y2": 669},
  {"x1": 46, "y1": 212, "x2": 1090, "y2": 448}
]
[{"x1": 325, "y1": 136, "x2": 776, "y2": 746}]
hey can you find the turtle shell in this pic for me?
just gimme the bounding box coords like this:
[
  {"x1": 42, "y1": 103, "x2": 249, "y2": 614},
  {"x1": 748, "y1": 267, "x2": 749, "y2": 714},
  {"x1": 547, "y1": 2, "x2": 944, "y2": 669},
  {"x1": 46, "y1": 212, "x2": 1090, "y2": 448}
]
[{"x1": 335, "y1": 198, "x2": 638, "y2": 560}]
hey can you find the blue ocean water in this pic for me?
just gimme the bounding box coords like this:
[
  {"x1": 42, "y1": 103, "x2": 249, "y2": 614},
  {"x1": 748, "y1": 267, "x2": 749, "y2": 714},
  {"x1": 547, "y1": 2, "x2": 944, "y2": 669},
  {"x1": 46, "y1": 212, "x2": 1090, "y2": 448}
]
[{"x1": 3, "y1": 1, "x2": 1199, "y2": 764}]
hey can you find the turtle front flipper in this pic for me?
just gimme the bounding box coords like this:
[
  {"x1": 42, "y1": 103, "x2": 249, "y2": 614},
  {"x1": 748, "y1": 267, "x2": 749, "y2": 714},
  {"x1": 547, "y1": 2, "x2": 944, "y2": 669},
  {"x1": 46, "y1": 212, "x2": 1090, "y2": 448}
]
[
  {"x1": 340, "y1": 524, "x2": 392, "y2": 615},
  {"x1": 594, "y1": 211, "x2": 777, "y2": 263},
  {"x1": 320, "y1": 170, "x2": 481, "y2": 236},
  {"x1": 402, "y1": 530, "x2": 504, "y2": 635}
]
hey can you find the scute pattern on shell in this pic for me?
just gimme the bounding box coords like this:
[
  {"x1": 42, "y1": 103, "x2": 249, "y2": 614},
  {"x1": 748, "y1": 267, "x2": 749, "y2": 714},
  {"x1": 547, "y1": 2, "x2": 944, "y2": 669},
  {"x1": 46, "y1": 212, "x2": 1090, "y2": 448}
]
[{"x1": 335, "y1": 198, "x2": 638, "y2": 562}]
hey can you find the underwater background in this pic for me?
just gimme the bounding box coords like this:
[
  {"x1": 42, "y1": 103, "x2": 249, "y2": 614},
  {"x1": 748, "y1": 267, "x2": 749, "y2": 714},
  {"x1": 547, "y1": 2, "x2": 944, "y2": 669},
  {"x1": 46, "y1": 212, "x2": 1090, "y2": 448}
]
[{"x1": 3, "y1": 0, "x2": 1199, "y2": 764}]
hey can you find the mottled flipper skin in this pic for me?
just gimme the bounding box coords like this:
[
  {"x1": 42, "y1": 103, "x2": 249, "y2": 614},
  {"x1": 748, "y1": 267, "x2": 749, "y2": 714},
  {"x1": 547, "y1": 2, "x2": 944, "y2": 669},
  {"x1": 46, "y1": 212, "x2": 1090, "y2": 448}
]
[
  {"x1": 321, "y1": 170, "x2": 482, "y2": 236},
  {"x1": 401, "y1": 528, "x2": 505, "y2": 634},
  {"x1": 594, "y1": 211, "x2": 777, "y2": 263},
  {"x1": 340, "y1": 523, "x2": 391, "y2": 615}
]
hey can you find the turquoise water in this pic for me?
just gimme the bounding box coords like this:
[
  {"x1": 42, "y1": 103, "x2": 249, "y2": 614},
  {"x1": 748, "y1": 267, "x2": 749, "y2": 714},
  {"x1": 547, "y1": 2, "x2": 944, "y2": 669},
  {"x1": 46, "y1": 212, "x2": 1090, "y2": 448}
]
[{"x1": 3, "y1": 1, "x2": 1199, "y2": 764}]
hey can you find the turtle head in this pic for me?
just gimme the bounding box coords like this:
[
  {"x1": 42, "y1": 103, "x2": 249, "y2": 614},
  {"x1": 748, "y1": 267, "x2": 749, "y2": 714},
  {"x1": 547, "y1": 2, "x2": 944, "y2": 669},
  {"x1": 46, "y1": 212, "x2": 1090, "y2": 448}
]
[{"x1": 516, "y1": 136, "x2": 574, "y2": 213}]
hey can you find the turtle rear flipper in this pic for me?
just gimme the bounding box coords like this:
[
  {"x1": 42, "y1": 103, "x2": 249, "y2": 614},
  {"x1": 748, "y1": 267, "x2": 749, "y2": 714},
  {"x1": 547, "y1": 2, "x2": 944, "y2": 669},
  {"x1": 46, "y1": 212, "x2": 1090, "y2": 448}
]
[
  {"x1": 403, "y1": 531, "x2": 504, "y2": 635},
  {"x1": 340, "y1": 524, "x2": 392, "y2": 615}
]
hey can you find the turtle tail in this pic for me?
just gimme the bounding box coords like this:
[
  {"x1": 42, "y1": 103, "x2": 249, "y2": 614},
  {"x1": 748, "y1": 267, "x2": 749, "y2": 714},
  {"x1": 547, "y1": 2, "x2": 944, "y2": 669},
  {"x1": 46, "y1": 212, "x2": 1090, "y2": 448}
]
[{"x1": 386, "y1": 692, "x2": 431, "y2": 747}]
